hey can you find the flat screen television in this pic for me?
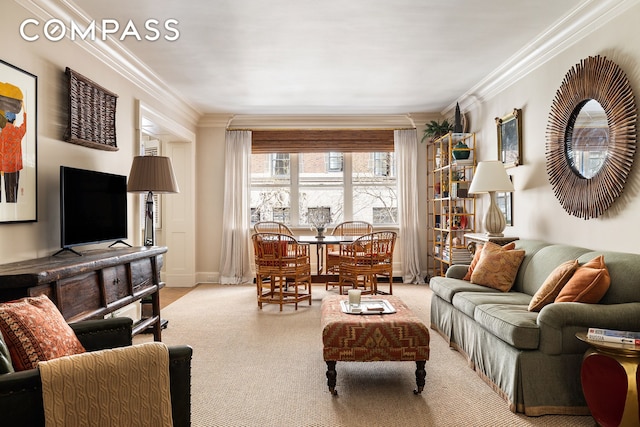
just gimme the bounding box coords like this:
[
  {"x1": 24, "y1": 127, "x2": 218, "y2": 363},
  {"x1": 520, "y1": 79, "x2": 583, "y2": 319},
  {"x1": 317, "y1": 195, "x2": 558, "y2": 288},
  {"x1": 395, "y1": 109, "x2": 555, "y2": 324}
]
[{"x1": 59, "y1": 166, "x2": 127, "y2": 251}]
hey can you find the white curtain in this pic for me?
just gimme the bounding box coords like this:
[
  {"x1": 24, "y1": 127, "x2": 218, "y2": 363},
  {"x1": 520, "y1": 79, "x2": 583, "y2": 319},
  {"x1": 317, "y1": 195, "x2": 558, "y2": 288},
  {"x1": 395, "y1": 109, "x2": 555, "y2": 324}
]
[
  {"x1": 219, "y1": 130, "x2": 254, "y2": 284},
  {"x1": 395, "y1": 129, "x2": 424, "y2": 284}
]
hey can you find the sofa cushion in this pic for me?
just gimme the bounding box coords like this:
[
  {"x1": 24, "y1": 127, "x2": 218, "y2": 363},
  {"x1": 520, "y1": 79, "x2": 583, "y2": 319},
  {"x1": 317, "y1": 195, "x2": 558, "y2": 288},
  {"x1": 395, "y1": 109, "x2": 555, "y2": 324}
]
[
  {"x1": 470, "y1": 243, "x2": 525, "y2": 292},
  {"x1": 577, "y1": 251, "x2": 640, "y2": 304},
  {"x1": 429, "y1": 276, "x2": 498, "y2": 303},
  {"x1": 462, "y1": 246, "x2": 483, "y2": 281},
  {"x1": 0, "y1": 295, "x2": 86, "y2": 371},
  {"x1": 555, "y1": 255, "x2": 610, "y2": 303},
  {"x1": 473, "y1": 303, "x2": 540, "y2": 350},
  {"x1": 463, "y1": 241, "x2": 516, "y2": 281},
  {"x1": 528, "y1": 259, "x2": 579, "y2": 312},
  {"x1": 453, "y1": 291, "x2": 532, "y2": 319}
]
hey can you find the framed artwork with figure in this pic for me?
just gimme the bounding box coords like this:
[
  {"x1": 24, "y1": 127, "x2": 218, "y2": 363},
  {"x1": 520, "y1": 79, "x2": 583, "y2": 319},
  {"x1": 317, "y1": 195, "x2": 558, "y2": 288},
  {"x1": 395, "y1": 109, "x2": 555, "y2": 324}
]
[
  {"x1": 0, "y1": 60, "x2": 37, "y2": 223},
  {"x1": 496, "y1": 108, "x2": 522, "y2": 168}
]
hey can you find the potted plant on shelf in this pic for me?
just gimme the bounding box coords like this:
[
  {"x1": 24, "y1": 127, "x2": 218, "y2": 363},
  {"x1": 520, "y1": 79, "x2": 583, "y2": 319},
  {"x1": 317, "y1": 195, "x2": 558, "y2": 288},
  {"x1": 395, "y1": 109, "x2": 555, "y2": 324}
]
[{"x1": 421, "y1": 120, "x2": 453, "y2": 143}]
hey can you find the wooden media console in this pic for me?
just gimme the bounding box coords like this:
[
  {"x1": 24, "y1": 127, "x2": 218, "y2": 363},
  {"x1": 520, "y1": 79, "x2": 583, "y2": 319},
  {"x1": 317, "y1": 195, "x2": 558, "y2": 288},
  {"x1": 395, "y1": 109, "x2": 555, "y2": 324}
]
[{"x1": 0, "y1": 246, "x2": 167, "y2": 341}]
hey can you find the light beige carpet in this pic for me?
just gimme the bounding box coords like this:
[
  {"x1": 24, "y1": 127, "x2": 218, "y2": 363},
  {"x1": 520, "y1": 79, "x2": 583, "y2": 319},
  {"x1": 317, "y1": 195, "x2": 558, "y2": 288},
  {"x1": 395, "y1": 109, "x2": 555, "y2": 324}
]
[{"x1": 137, "y1": 284, "x2": 595, "y2": 427}]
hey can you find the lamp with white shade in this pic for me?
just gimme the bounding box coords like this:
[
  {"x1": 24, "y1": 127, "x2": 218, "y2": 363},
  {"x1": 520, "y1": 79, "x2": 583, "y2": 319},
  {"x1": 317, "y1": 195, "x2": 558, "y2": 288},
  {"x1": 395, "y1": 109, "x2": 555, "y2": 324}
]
[
  {"x1": 127, "y1": 155, "x2": 180, "y2": 246},
  {"x1": 468, "y1": 161, "x2": 514, "y2": 237}
]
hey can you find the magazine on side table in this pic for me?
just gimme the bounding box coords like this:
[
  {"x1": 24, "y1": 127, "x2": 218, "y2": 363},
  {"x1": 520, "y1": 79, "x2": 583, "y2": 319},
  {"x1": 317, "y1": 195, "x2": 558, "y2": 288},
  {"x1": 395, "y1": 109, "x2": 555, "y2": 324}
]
[{"x1": 340, "y1": 299, "x2": 396, "y2": 315}]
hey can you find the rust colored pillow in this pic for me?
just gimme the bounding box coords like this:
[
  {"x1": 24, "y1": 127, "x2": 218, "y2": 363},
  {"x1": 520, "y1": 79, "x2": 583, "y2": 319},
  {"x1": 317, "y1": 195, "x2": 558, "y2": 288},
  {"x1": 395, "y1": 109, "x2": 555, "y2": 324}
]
[
  {"x1": 470, "y1": 242, "x2": 525, "y2": 291},
  {"x1": 463, "y1": 241, "x2": 516, "y2": 281},
  {"x1": 528, "y1": 259, "x2": 579, "y2": 312},
  {"x1": 0, "y1": 295, "x2": 85, "y2": 371},
  {"x1": 555, "y1": 255, "x2": 610, "y2": 303}
]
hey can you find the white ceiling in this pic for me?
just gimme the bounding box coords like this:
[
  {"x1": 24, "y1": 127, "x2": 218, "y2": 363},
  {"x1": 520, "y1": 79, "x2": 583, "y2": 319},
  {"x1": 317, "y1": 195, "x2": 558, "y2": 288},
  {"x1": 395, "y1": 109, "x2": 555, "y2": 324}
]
[{"x1": 66, "y1": 0, "x2": 590, "y2": 116}]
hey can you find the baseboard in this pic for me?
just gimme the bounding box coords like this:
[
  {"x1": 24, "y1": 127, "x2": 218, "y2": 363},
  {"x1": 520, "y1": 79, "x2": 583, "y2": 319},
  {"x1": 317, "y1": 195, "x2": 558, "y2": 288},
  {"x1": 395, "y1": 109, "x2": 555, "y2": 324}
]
[
  {"x1": 162, "y1": 272, "x2": 198, "y2": 287},
  {"x1": 195, "y1": 272, "x2": 220, "y2": 284}
]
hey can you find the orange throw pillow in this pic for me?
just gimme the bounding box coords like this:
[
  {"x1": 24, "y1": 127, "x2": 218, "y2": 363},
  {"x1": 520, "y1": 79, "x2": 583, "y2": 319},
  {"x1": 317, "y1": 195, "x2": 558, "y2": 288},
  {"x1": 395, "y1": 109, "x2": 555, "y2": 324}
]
[
  {"x1": 0, "y1": 295, "x2": 85, "y2": 371},
  {"x1": 469, "y1": 242, "x2": 525, "y2": 292},
  {"x1": 463, "y1": 244, "x2": 483, "y2": 281},
  {"x1": 463, "y1": 241, "x2": 516, "y2": 281},
  {"x1": 555, "y1": 255, "x2": 610, "y2": 303},
  {"x1": 528, "y1": 259, "x2": 579, "y2": 312}
]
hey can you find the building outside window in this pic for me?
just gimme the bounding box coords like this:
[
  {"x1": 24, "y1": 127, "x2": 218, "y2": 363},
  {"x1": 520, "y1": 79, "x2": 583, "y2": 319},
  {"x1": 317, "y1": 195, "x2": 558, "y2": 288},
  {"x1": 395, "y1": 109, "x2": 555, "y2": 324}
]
[
  {"x1": 272, "y1": 207, "x2": 290, "y2": 223},
  {"x1": 327, "y1": 152, "x2": 344, "y2": 172},
  {"x1": 272, "y1": 153, "x2": 290, "y2": 177},
  {"x1": 250, "y1": 151, "x2": 397, "y2": 226},
  {"x1": 373, "y1": 152, "x2": 393, "y2": 176}
]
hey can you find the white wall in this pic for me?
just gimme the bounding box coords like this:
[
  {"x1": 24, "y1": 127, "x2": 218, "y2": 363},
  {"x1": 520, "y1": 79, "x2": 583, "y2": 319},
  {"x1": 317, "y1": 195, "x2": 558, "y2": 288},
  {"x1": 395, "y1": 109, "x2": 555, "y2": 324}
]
[
  {"x1": 194, "y1": 121, "x2": 228, "y2": 283},
  {"x1": 0, "y1": 5, "x2": 198, "y2": 270},
  {"x1": 466, "y1": 2, "x2": 640, "y2": 253}
]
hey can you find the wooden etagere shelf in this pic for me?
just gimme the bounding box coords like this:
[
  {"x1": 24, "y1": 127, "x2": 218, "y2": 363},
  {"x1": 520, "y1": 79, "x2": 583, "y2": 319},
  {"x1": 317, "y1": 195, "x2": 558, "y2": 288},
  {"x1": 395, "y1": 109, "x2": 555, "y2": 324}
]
[{"x1": 427, "y1": 133, "x2": 476, "y2": 277}]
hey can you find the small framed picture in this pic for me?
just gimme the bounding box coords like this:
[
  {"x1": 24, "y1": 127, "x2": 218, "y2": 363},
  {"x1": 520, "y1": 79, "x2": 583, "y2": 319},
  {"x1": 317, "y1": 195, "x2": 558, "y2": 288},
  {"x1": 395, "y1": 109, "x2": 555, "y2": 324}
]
[
  {"x1": 0, "y1": 59, "x2": 37, "y2": 223},
  {"x1": 496, "y1": 108, "x2": 522, "y2": 168}
]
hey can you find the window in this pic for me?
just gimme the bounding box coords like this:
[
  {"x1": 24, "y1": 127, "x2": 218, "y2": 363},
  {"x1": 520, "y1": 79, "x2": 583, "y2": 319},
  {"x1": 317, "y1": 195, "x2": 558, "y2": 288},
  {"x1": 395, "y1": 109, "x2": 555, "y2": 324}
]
[
  {"x1": 272, "y1": 207, "x2": 290, "y2": 223},
  {"x1": 272, "y1": 153, "x2": 290, "y2": 177},
  {"x1": 353, "y1": 152, "x2": 397, "y2": 224},
  {"x1": 251, "y1": 151, "x2": 397, "y2": 227},
  {"x1": 327, "y1": 152, "x2": 343, "y2": 172},
  {"x1": 373, "y1": 152, "x2": 393, "y2": 176},
  {"x1": 250, "y1": 208, "x2": 260, "y2": 223}
]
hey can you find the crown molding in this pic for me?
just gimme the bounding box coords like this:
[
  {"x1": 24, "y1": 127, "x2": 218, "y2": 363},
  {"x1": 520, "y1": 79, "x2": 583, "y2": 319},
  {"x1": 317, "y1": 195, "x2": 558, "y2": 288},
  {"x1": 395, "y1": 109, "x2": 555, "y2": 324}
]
[
  {"x1": 138, "y1": 101, "x2": 196, "y2": 142},
  {"x1": 16, "y1": 0, "x2": 202, "y2": 127},
  {"x1": 223, "y1": 114, "x2": 416, "y2": 130},
  {"x1": 198, "y1": 114, "x2": 235, "y2": 128},
  {"x1": 408, "y1": 113, "x2": 445, "y2": 127},
  {"x1": 449, "y1": 0, "x2": 640, "y2": 115}
]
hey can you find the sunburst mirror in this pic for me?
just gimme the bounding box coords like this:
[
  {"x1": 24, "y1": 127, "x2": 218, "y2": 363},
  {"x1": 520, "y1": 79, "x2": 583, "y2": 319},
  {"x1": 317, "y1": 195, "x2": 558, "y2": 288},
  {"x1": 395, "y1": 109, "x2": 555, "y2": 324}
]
[{"x1": 546, "y1": 55, "x2": 637, "y2": 219}]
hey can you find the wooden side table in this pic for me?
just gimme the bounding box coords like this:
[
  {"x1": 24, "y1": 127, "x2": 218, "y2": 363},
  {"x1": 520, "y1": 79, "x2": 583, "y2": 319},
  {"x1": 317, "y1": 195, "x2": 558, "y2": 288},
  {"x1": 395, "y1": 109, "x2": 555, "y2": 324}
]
[
  {"x1": 576, "y1": 331, "x2": 640, "y2": 427},
  {"x1": 464, "y1": 233, "x2": 519, "y2": 255}
]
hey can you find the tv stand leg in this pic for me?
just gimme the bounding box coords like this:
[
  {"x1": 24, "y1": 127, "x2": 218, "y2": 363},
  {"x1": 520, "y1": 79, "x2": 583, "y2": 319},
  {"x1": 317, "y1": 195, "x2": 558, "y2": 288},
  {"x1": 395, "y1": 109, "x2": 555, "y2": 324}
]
[
  {"x1": 52, "y1": 247, "x2": 82, "y2": 257},
  {"x1": 109, "y1": 240, "x2": 132, "y2": 248}
]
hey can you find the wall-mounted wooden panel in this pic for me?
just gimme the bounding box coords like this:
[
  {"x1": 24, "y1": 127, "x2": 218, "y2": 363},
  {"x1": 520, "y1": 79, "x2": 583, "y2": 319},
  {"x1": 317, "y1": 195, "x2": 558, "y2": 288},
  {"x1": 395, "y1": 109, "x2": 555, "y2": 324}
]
[{"x1": 64, "y1": 67, "x2": 118, "y2": 151}]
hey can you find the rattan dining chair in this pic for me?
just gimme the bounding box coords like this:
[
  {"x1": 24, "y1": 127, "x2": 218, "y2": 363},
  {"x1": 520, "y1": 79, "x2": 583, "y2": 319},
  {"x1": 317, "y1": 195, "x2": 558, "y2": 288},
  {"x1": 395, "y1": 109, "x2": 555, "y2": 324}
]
[
  {"x1": 253, "y1": 221, "x2": 294, "y2": 236},
  {"x1": 337, "y1": 231, "x2": 397, "y2": 296},
  {"x1": 251, "y1": 233, "x2": 312, "y2": 311},
  {"x1": 325, "y1": 221, "x2": 373, "y2": 289}
]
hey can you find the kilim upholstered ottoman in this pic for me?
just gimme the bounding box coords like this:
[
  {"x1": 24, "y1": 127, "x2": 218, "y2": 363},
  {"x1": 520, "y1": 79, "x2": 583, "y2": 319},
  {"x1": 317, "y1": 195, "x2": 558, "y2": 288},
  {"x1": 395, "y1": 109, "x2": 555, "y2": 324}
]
[{"x1": 321, "y1": 294, "x2": 430, "y2": 395}]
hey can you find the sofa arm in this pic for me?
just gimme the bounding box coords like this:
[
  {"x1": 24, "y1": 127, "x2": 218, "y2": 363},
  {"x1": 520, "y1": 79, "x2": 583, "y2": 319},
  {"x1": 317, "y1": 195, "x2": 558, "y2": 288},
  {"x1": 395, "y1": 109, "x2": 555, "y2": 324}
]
[
  {"x1": 537, "y1": 302, "x2": 640, "y2": 355},
  {"x1": 445, "y1": 264, "x2": 469, "y2": 279},
  {"x1": 71, "y1": 317, "x2": 133, "y2": 351},
  {"x1": 0, "y1": 345, "x2": 192, "y2": 427},
  {"x1": 0, "y1": 369, "x2": 44, "y2": 423}
]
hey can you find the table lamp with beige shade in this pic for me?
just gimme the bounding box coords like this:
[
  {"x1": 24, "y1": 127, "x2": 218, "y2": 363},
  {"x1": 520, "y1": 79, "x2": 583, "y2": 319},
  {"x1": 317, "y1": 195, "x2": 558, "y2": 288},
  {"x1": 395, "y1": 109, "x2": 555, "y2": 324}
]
[{"x1": 468, "y1": 160, "x2": 514, "y2": 237}]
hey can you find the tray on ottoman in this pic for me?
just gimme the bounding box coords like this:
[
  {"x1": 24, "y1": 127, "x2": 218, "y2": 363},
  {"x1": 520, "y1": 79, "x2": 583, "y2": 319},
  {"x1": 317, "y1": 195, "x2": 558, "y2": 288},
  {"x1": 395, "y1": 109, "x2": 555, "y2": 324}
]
[{"x1": 340, "y1": 298, "x2": 396, "y2": 314}]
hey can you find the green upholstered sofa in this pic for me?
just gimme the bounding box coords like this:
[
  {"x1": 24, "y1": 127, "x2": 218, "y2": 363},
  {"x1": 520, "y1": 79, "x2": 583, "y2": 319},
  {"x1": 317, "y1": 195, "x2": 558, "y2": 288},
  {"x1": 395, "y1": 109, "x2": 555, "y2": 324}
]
[
  {"x1": 0, "y1": 317, "x2": 193, "y2": 427},
  {"x1": 429, "y1": 239, "x2": 640, "y2": 416}
]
